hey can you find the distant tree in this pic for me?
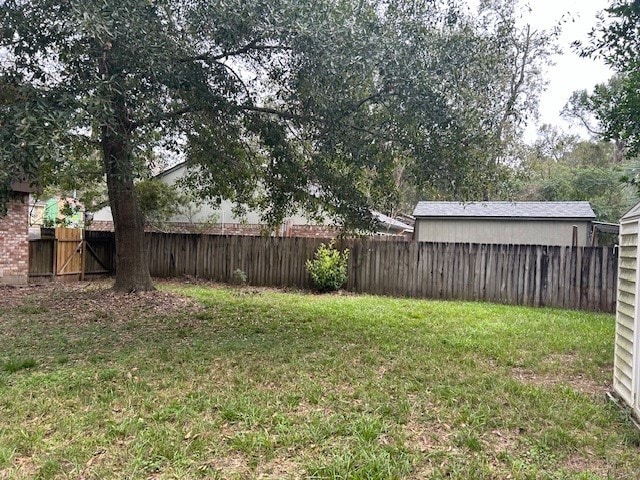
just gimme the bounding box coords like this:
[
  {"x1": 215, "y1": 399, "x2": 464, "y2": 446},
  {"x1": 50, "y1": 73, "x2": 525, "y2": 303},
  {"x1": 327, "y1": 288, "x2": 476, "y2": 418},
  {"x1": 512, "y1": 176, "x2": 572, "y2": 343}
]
[
  {"x1": 515, "y1": 126, "x2": 637, "y2": 222},
  {"x1": 397, "y1": 0, "x2": 557, "y2": 201},
  {"x1": 576, "y1": 0, "x2": 640, "y2": 156},
  {"x1": 135, "y1": 179, "x2": 181, "y2": 230},
  {"x1": 563, "y1": 76, "x2": 627, "y2": 163}
]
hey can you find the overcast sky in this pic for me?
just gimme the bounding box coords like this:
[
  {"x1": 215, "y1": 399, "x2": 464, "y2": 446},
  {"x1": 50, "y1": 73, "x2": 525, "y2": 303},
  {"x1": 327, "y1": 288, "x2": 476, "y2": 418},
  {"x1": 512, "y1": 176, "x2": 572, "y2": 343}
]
[{"x1": 519, "y1": 0, "x2": 614, "y2": 140}]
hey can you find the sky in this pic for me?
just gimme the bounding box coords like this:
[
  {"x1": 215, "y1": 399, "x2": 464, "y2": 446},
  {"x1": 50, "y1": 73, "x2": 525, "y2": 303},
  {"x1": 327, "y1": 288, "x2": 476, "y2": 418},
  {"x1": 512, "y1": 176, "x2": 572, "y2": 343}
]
[{"x1": 519, "y1": 0, "x2": 614, "y2": 140}]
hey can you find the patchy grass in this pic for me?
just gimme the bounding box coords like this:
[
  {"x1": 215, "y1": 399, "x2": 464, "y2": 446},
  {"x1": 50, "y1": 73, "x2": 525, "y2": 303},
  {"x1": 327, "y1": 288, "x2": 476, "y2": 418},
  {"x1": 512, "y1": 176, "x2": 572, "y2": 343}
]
[
  {"x1": 1, "y1": 357, "x2": 37, "y2": 374},
  {"x1": 0, "y1": 281, "x2": 638, "y2": 479}
]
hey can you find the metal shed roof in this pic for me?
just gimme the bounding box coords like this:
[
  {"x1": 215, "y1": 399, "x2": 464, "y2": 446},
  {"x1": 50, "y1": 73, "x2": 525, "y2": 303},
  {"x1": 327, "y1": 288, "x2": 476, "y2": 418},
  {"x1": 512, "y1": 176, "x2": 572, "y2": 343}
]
[{"x1": 412, "y1": 201, "x2": 596, "y2": 220}]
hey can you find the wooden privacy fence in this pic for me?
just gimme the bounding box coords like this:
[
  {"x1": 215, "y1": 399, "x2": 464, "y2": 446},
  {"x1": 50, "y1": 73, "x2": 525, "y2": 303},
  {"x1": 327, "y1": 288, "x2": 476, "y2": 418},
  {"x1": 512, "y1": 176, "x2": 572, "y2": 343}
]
[
  {"x1": 28, "y1": 228, "x2": 115, "y2": 282},
  {"x1": 347, "y1": 241, "x2": 617, "y2": 312},
  {"x1": 147, "y1": 234, "x2": 322, "y2": 287},
  {"x1": 146, "y1": 233, "x2": 617, "y2": 312},
  {"x1": 29, "y1": 231, "x2": 617, "y2": 311}
]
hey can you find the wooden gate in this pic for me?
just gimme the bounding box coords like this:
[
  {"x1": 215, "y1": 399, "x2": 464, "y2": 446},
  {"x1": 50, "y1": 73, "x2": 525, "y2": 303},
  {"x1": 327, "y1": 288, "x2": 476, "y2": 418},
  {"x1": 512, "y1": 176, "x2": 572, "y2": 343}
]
[
  {"x1": 83, "y1": 230, "x2": 115, "y2": 278},
  {"x1": 28, "y1": 228, "x2": 115, "y2": 282},
  {"x1": 55, "y1": 227, "x2": 83, "y2": 277}
]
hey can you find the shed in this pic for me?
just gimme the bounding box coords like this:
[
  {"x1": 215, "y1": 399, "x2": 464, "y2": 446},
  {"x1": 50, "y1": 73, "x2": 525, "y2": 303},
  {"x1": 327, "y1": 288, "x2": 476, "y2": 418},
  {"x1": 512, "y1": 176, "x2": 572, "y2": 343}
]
[
  {"x1": 614, "y1": 203, "x2": 640, "y2": 421},
  {"x1": 412, "y1": 201, "x2": 596, "y2": 246}
]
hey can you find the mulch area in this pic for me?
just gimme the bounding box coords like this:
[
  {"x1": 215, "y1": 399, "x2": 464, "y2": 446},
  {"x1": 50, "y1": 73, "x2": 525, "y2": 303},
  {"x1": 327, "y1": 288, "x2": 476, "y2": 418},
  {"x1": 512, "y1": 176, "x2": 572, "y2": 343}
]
[{"x1": 0, "y1": 280, "x2": 202, "y2": 321}]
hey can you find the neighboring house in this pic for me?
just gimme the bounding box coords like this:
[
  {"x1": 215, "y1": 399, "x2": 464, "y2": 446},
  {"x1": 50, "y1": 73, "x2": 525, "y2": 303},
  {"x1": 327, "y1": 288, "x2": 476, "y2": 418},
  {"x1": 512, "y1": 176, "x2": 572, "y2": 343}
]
[
  {"x1": 29, "y1": 196, "x2": 84, "y2": 228},
  {"x1": 615, "y1": 203, "x2": 640, "y2": 424},
  {"x1": 0, "y1": 181, "x2": 31, "y2": 285},
  {"x1": 412, "y1": 201, "x2": 596, "y2": 246},
  {"x1": 91, "y1": 163, "x2": 413, "y2": 238}
]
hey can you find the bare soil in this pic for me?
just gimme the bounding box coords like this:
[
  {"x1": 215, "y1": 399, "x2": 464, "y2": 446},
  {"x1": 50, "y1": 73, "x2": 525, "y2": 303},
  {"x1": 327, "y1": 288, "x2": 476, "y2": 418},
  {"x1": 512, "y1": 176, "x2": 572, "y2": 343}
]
[{"x1": 0, "y1": 280, "x2": 202, "y2": 323}]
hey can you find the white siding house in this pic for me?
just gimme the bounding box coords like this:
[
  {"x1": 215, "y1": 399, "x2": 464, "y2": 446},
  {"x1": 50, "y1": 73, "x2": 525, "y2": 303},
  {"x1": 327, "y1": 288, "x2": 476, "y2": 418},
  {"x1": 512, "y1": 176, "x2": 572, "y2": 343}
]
[
  {"x1": 91, "y1": 163, "x2": 413, "y2": 237},
  {"x1": 615, "y1": 203, "x2": 640, "y2": 421},
  {"x1": 412, "y1": 201, "x2": 596, "y2": 247},
  {"x1": 154, "y1": 163, "x2": 313, "y2": 226}
]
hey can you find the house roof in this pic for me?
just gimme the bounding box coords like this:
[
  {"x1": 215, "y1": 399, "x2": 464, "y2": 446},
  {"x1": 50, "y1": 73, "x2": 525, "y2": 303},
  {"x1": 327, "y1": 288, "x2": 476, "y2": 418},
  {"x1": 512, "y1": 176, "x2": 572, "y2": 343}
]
[
  {"x1": 155, "y1": 162, "x2": 187, "y2": 179},
  {"x1": 372, "y1": 211, "x2": 413, "y2": 232},
  {"x1": 413, "y1": 201, "x2": 596, "y2": 220}
]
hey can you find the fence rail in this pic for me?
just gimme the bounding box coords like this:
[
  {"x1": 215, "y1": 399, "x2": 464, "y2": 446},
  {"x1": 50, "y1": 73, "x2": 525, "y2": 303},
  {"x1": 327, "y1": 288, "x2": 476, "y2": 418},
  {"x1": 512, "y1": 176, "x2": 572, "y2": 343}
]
[{"x1": 29, "y1": 231, "x2": 618, "y2": 312}]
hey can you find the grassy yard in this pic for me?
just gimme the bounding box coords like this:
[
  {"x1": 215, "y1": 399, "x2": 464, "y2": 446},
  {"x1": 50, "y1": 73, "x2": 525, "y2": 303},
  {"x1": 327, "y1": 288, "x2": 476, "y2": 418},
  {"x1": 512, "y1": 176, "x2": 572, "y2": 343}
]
[{"x1": 0, "y1": 281, "x2": 639, "y2": 479}]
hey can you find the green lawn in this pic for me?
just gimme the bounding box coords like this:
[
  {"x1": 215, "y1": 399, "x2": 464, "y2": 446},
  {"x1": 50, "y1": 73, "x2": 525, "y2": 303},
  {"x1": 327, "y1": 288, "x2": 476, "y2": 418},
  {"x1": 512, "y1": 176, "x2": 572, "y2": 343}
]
[{"x1": 0, "y1": 281, "x2": 639, "y2": 479}]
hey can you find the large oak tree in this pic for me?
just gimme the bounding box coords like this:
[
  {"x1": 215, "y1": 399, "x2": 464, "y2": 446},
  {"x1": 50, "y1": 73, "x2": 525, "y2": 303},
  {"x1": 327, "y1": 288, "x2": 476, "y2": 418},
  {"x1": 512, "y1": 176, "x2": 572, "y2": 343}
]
[{"x1": 0, "y1": 0, "x2": 551, "y2": 291}]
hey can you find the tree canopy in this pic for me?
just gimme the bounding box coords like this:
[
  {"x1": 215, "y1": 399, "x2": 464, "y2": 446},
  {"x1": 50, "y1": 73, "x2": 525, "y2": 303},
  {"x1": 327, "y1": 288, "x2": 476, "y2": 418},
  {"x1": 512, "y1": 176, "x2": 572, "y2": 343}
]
[
  {"x1": 578, "y1": 0, "x2": 640, "y2": 156},
  {"x1": 512, "y1": 125, "x2": 637, "y2": 223},
  {"x1": 0, "y1": 0, "x2": 553, "y2": 290}
]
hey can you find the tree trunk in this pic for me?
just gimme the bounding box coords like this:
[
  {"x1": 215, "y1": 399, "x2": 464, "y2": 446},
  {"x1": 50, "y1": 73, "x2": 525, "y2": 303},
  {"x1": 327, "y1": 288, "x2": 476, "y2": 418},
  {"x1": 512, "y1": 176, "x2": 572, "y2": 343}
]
[
  {"x1": 102, "y1": 124, "x2": 155, "y2": 292},
  {"x1": 97, "y1": 40, "x2": 154, "y2": 292}
]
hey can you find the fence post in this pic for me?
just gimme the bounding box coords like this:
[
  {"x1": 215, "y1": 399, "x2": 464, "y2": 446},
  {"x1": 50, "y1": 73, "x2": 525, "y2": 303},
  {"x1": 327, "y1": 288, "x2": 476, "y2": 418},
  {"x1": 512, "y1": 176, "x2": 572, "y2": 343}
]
[
  {"x1": 52, "y1": 235, "x2": 58, "y2": 280},
  {"x1": 80, "y1": 238, "x2": 86, "y2": 281}
]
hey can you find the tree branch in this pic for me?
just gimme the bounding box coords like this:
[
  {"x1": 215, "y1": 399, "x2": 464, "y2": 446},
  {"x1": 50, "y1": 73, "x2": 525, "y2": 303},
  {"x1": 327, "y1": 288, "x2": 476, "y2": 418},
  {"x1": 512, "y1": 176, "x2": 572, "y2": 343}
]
[
  {"x1": 497, "y1": 25, "x2": 531, "y2": 142},
  {"x1": 138, "y1": 101, "x2": 300, "y2": 129},
  {"x1": 235, "y1": 104, "x2": 302, "y2": 120},
  {"x1": 135, "y1": 105, "x2": 201, "y2": 129},
  {"x1": 214, "y1": 61, "x2": 254, "y2": 106},
  {"x1": 178, "y1": 39, "x2": 292, "y2": 64}
]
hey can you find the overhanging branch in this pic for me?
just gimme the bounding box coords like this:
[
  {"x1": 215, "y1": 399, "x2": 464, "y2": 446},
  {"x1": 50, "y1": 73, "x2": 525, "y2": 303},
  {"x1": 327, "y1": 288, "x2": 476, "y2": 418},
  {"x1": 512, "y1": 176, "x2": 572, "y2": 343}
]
[
  {"x1": 178, "y1": 39, "x2": 292, "y2": 64},
  {"x1": 135, "y1": 105, "x2": 201, "y2": 129},
  {"x1": 235, "y1": 104, "x2": 302, "y2": 120}
]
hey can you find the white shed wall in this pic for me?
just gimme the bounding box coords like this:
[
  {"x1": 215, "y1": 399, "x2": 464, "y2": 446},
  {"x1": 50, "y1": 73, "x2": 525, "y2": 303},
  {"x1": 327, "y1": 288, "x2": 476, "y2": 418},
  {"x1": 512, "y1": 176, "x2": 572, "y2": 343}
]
[
  {"x1": 414, "y1": 219, "x2": 591, "y2": 246},
  {"x1": 616, "y1": 217, "x2": 639, "y2": 418}
]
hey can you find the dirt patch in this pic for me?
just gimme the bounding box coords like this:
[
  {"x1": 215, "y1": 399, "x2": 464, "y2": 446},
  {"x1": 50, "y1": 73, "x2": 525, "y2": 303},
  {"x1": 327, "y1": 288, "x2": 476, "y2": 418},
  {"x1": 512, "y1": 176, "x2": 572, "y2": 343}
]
[
  {"x1": 561, "y1": 452, "x2": 610, "y2": 478},
  {"x1": 480, "y1": 354, "x2": 611, "y2": 396},
  {"x1": 0, "y1": 456, "x2": 37, "y2": 480},
  {"x1": 487, "y1": 428, "x2": 520, "y2": 453},
  {"x1": 403, "y1": 414, "x2": 454, "y2": 453},
  {"x1": 255, "y1": 457, "x2": 304, "y2": 479},
  {"x1": 206, "y1": 452, "x2": 252, "y2": 477},
  {"x1": 0, "y1": 285, "x2": 43, "y2": 309},
  {"x1": 0, "y1": 280, "x2": 202, "y2": 324},
  {"x1": 511, "y1": 367, "x2": 611, "y2": 395},
  {"x1": 399, "y1": 418, "x2": 450, "y2": 480},
  {"x1": 409, "y1": 460, "x2": 436, "y2": 480}
]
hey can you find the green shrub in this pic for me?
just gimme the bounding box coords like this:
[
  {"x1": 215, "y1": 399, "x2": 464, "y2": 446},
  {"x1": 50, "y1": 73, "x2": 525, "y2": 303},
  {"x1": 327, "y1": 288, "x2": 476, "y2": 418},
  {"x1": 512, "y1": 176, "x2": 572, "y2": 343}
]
[
  {"x1": 306, "y1": 241, "x2": 349, "y2": 292},
  {"x1": 232, "y1": 268, "x2": 248, "y2": 285}
]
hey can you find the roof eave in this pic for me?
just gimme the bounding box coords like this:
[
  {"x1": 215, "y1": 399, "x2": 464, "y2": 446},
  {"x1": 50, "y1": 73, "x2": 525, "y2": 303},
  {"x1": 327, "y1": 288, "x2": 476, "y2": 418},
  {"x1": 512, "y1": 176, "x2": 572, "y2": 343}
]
[
  {"x1": 10, "y1": 180, "x2": 32, "y2": 193},
  {"x1": 414, "y1": 215, "x2": 596, "y2": 221},
  {"x1": 155, "y1": 161, "x2": 188, "y2": 179}
]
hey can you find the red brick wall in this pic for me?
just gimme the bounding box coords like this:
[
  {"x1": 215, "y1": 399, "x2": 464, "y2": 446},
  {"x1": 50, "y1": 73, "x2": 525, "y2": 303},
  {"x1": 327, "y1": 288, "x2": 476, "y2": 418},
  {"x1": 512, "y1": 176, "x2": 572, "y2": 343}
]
[{"x1": 0, "y1": 193, "x2": 29, "y2": 285}]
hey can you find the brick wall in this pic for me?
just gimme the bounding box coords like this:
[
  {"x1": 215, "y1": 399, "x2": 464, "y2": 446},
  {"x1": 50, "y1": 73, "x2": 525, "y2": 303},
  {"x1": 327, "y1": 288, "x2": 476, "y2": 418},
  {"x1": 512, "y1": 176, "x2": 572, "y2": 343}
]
[{"x1": 0, "y1": 193, "x2": 29, "y2": 285}]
